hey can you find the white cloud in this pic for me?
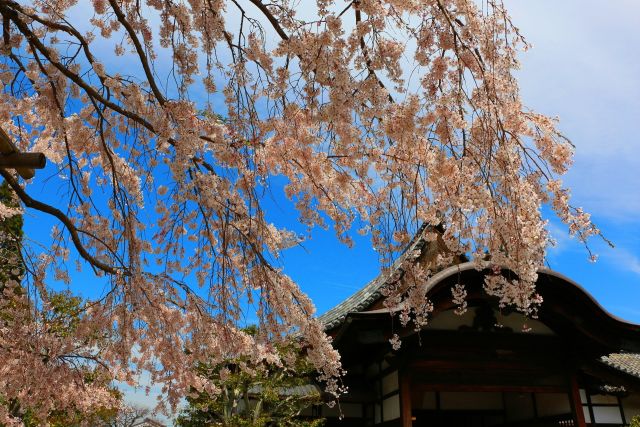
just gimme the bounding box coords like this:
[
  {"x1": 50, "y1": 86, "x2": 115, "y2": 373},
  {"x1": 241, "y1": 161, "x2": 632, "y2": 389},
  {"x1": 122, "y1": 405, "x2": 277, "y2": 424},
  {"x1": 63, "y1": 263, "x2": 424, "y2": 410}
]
[
  {"x1": 505, "y1": 0, "x2": 640, "y2": 222},
  {"x1": 604, "y1": 247, "x2": 640, "y2": 276},
  {"x1": 545, "y1": 220, "x2": 574, "y2": 255}
]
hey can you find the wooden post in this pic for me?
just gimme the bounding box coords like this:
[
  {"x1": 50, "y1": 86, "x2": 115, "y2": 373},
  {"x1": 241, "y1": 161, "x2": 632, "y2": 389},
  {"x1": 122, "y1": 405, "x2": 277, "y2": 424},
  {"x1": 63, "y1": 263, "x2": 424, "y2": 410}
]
[
  {"x1": 570, "y1": 374, "x2": 587, "y2": 427},
  {"x1": 400, "y1": 369, "x2": 412, "y2": 427}
]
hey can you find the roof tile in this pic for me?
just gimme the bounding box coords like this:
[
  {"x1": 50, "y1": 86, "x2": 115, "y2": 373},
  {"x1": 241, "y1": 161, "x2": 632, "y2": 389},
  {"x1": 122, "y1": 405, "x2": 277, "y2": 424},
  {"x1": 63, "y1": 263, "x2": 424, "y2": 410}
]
[{"x1": 602, "y1": 353, "x2": 640, "y2": 379}]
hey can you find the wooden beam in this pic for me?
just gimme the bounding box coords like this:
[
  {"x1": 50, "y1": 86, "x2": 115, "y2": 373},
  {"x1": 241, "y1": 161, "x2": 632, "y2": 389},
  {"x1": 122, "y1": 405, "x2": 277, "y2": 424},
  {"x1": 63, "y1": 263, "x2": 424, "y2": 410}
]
[
  {"x1": 409, "y1": 359, "x2": 560, "y2": 371},
  {"x1": 0, "y1": 126, "x2": 46, "y2": 179},
  {"x1": 411, "y1": 383, "x2": 567, "y2": 393},
  {"x1": 0, "y1": 152, "x2": 46, "y2": 169}
]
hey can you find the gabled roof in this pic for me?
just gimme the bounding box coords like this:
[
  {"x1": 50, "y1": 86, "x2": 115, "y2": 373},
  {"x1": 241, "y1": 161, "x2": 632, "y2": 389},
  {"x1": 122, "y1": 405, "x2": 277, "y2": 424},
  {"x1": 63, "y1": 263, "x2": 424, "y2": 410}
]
[
  {"x1": 317, "y1": 234, "x2": 640, "y2": 388},
  {"x1": 318, "y1": 225, "x2": 432, "y2": 330},
  {"x1": 319, "y1": 247, "x2": 640, "y2": 327}
]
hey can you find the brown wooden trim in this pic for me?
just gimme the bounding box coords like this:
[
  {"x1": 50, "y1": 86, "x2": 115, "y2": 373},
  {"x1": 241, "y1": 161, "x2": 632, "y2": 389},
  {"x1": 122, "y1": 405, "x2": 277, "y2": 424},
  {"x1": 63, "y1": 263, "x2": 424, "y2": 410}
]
[
  {"x1": 570, "y1": 374, "x2": 587, "y2": 427},
  {"x1": 411, "y1": 383, "x2": 567, "y2": 393},
  {"x1": 400, "y1": 370, "x2": 412, "y2": 427},
  {"x1": 409, "y1": 359, "x2": 563, "y2": 371}
]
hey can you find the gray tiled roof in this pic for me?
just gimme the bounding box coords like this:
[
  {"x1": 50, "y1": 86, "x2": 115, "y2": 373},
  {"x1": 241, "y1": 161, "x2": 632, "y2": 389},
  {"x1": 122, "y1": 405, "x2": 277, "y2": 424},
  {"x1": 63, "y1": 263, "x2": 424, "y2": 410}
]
[
  {"x1": 248, "y1": 384, "x2": 321, "y2": 397},
  {"x1": 602, "y1": 353, "x2": 640, "y2": 379},
  {"x1": 318, "y1": 226, "x2": 429, "y2": 331}
]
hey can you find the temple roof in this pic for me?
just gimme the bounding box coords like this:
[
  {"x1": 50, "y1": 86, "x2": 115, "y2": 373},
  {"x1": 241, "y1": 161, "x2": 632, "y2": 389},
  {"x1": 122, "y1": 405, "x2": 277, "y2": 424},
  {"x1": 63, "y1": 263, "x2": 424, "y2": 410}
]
[
  {"x1": 319, "y1": 257, "x2": 640, "y2": 335},
  {"x1": 316, "y1": 235, "x2": 640, "y2": 389},
  {"x1": 318, "y1": 232, "x2": 640, "y2": 356}
]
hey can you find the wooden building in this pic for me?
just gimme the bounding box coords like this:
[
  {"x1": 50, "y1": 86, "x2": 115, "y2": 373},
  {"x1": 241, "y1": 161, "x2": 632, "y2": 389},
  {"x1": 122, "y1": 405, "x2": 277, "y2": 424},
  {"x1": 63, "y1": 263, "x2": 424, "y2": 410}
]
[{"x1": 314, "y1": 232, "x2": 640, "y2": 427}]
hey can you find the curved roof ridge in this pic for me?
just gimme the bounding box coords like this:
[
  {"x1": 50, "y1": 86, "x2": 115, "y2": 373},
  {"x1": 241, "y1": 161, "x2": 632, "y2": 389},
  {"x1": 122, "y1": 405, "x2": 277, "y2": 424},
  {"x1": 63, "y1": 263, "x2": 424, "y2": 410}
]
[
  {"x1": 320, "y1": 260, "x2": 640, "y2": 330},
  {"x1": 537, "y1": 267, "x2": 640, "y2": 327}
]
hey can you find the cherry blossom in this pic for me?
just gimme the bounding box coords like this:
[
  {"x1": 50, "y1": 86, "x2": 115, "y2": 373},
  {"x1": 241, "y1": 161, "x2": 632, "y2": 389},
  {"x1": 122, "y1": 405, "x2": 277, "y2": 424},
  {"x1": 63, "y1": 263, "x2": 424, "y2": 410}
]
[{"x1": 0, "y1": 0, "x2": 603, "y2": 418}]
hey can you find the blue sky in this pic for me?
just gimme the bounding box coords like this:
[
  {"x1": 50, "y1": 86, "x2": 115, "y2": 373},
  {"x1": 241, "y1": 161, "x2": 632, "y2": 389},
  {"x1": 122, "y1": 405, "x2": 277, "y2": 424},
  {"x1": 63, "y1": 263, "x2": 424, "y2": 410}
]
[{"x1": 16, "y1": 0, "x2": 640, "y2": 419}]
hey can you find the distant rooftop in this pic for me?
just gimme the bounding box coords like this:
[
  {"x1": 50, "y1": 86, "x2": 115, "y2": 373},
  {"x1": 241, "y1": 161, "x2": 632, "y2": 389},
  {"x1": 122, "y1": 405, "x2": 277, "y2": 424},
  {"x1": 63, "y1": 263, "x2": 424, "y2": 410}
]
[{"x1": 603, "y1": 353, "x2": 640, "y2": 380}]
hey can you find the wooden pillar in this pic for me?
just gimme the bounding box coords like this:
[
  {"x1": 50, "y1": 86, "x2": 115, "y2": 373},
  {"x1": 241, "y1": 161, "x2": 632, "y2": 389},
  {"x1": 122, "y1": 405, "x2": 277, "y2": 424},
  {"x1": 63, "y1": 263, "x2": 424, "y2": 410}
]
[
  {"x1": 400, "y1": 370, "x2": 412, "y2": 427},
  {"x1": 570, "y1": 374, "x2": 587, "y2": 427}
]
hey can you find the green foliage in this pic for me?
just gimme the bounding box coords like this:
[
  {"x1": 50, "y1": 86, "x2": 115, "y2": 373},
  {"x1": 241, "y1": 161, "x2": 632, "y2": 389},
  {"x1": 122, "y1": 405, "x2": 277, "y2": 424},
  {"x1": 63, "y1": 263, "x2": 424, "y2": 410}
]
[
  {"x1": 177, "y1": 331, "x2": 324, "y2": 427},
  {"x1": 44, "y1": 290, "x2": 84, "y2": 337},
  {"x1": 45, "y1": 397, "x2": 120, "y2": 427},
  {"x1": 630, "y1": 415, "x2": 640, "y2": 427},
  {"x1": 0, "y1": 180, "x2": 24, "y2": 289},
  {"x1": 13, "y1": 392, "x2": 119, "y2": 427}
]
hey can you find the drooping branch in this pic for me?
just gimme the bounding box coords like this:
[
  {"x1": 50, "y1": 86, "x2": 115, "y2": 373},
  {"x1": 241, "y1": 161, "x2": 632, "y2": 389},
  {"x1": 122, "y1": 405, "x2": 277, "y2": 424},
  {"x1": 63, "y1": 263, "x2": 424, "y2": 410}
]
[
  {"x1": 0, "y1": 2, "x2": 158, "y2": 133},
  {"x1": 0, "y1": 170, "x2": 121, "y2": 275},
  {"x1": 106, "y1": 0, "x2": 167, "y2": 106},
  {"x1": 245, "y1": 0, "x2": 290, "y2": 41}
]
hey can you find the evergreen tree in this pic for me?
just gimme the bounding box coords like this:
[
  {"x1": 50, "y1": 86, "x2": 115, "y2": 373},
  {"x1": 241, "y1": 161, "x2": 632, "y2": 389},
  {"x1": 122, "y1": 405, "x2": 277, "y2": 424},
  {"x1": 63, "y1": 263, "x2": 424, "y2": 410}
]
[
  {"x1": 0, "y1": 180, "x2": 24, "y2": 291},
  {"x1": 177, "y1": 328, "x2": 324, "y2": 427}
]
